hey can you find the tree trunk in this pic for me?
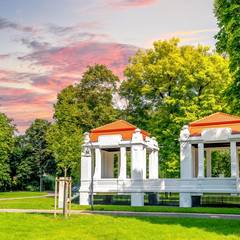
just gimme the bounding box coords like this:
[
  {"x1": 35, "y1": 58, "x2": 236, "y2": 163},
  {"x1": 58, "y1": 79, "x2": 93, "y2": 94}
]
[{"x1": 39, "y1": 172, "x2": 43, "y2": 192}]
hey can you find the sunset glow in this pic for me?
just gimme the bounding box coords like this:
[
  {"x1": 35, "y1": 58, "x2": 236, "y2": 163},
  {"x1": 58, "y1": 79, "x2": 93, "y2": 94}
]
[{"x1": 0, "y1": 0, "x2": 217, "y2": 133}]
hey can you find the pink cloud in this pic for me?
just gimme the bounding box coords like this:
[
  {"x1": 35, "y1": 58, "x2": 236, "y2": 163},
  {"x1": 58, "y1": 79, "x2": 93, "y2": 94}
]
[
  {"x1": 47, "y1": 21, "x2": 102, "y2": 36},
  {"x1": 1, "y1": 41, "x2": 137, "y2": 133},
  {"x1": 0, "y1": 86, "x2": 54, "y2": 133},
  {"x1": 0, "y1": 54, "x2": 10, "y2": 60},
  {"x1": 108, "y1": 0, "x2": 157, "y2": 8},
  {"x1": 22, "y1": 41, "x2": 137, "y2": 81}
]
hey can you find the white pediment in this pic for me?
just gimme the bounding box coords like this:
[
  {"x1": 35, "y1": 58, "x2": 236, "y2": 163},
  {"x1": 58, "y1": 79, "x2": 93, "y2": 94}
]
[
  {"x1": 201, "y1": 128, "x2": 232, "y2": 141},
  {"x1": 98, "y1": 134, "x2": 122, "y2": 146}
]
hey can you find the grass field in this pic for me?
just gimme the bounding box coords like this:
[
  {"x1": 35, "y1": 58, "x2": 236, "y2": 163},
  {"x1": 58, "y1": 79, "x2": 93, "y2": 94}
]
[
  {"x1": 0, "y1": 213, "x2": 239, "y2": 240},
  {"x1": 1, "y1": 192, "x2": 240, "y2": 240},
  {"x1": 1, "y1": 195, "x2": 240, "y2": 215},
  {"x1": 0, "y1": 196, "x2": 54, "y2": 209},
  {"x1": 77, "y1": 204, "x2": 240, "y2": 215},
  {"x1": 0, "y1": 191, "x2": 47, "y2": 199}
]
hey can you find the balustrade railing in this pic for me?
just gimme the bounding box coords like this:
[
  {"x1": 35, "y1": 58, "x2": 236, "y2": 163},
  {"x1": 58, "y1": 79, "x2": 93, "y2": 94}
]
[{"x1": 80, "y1": 177, "x2": 238, "y2": 194}]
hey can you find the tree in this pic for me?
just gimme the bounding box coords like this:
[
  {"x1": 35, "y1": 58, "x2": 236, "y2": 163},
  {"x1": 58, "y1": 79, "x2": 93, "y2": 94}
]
[
  {"x1": 214, "y1": 0, "x2": 240, "y2": 112},
  {"x1": 120, "y1": 38, "x2": 232, "y2": 177},
  {"x1": 49, "y1": 64, "x2": 119, "y2": 212},
  {"x1": 10, "y1": 120, "x2": 55, "y2": 191},
  {"x1": 10, "y1": 135, "x2": 34, "y2": 190},
  {"x1": 0, "y1": 113, "x2": 15, "y2": 190},
  {"x1": 46, "y1": 122, "x2": 82, "y2": 216},
  {"x1": 54, "y1": 64, "x2": 120, "y2": 133},
  {"x1": 25, "y1": 119, "x2": 55, "y2": 191},
  {"x1": 46, "y1": 123, "x2": 82, "y2": 179}
]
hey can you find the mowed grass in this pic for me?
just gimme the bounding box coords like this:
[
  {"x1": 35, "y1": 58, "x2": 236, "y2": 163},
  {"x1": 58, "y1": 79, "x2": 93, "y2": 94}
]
[
  {"x1": 0, "y1": 213, "x2": 240, "y2": 240},
  {"x1": 1, "y1": 192, "x2": 240, "y2": 215},
  {"x1": 0, "y1": 191, "x2": 47, "y2": 198},
  {"x1": 0, "y1": 196, "x2": 54, "y2": 209},
  {"x1": 1, "y1": 195, "x2": 240, "y2": 215},
  {"x1": 76, "y1": 204, "x2": 240, "y2": 215}
]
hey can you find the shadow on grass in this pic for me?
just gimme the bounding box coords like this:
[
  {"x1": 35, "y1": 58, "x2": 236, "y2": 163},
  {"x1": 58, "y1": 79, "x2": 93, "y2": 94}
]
[
  {"x1": 126, "y1": 215, "x2": 240, "y2": 237},
  {"x1": 6, "y1": 212, "x2": 240, "y2": 239},
  {"x1": 35, "y1": 213, "x2": 240, "y2": 238}
]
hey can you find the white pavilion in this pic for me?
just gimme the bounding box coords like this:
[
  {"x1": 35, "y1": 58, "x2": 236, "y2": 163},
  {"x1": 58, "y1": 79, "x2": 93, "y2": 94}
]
[
  {"x1": 79, "y1": 113, "x2": 240, "y2": 207},
  {"x1": 179, "y1": 112, "x2": 240, "y2": 207},
  {"x1": 80, "y1": 120, "x2": 159, "y2": 206}
]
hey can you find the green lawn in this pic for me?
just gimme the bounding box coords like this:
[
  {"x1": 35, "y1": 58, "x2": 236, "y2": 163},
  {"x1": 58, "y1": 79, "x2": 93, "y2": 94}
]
[
  {"x1": 0, "y1": 197, "x2": 54, "y2": 209},
  {"x1": 76, "y1": 204, "x2": 240, "y2": 215},
  {"x1": 1, "y1": 195, "x2": 240, "y2": 215},
  {"x1": 0, "y1": 213, "x2": 239, "y2": 240},
  {"x1": 0, "y1": 192, "x2": 47, "y2": 199}
]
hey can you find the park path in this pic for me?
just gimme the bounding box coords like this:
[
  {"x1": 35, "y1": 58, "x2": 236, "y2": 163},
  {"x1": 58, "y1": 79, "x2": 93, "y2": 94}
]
[{"x1": 0, "y1": 209, "x2": 240, "y2": 220}]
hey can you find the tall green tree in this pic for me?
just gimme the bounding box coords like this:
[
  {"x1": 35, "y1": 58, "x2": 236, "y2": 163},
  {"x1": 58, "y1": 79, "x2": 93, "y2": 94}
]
[
  {"x1": 46, "y1": 123, "x2": 82, "y2": 180},
  {"x1": 0, "y1": 113, "x2": 15, "y2": 190},
  {"x1": 214, "y1": 0, "x2": 240, "y2": 112},
  {"x1": 25, "y1": 119, "x2": 55, "y2": 191},
  {"x1": 120, "y1": 38, "x2": 232, "y2": 177},
  {"x1": 54, "y1": 64, "x2": 120, "y2": 133},
  {"x1": 10, "y1": 135, "x2": 34, "y2": 190},
  {"x1": 10, "y1": 120, "x2": 55, "y2": 191},
  {"x1": 46, "y1": 123, "x2": 82, "y2": 217}
]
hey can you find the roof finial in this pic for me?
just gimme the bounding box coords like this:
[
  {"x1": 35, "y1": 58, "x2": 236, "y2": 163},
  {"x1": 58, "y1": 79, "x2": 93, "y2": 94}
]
[{"x1": 83, "y1": 132, "x2": 90, "y2": 143}]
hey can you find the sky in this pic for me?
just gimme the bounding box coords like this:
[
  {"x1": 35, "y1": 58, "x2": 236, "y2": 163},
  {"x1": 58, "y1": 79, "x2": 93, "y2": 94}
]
[{"x1": 0, "y1": 0, "x2": 218, "y2": 133}]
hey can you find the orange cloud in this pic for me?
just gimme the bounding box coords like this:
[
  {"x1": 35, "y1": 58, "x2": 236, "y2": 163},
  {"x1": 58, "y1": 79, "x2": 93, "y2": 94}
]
[{"x1": 145, "y1": 29, "x2": 217, "y2": 47}]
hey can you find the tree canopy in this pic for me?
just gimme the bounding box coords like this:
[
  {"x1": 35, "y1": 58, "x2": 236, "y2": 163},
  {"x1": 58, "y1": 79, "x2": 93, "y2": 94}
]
[
  {"x1": 46, "y1": 123, "x2": 82, "y2": 179},
  {"x1": 10, "y1": 135, "x2": 35, "y2": 190},
  {"x1": 10, "y1": 119, "x2": 55, "y2": 191},
  {"x1": 49, "y1": 64, "x2": 120, "y2": 179},
  {"x1": 25, "y1": 119, "x2": 55, "y2": 190},
  {"x1": 214, "y1": 0, "x2": 240, "y2": 112},
  {"x1": 0, "y1": 113, "x2": 15, "y2": 190},
  {"x1": 120, "y1": 38, "x2": 232, "y2": 177},
  {"x1": 54, "y1": 64, "x2": 120, "y2": 133}
]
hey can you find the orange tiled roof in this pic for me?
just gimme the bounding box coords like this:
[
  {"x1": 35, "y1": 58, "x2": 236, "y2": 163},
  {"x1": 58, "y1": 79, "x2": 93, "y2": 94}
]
[
  {"x1": 90, "y1": 120, "x2": 150, "y2": 142},
  {"x1": 189, "y1": 112, "x2": 240, "y2": 136}
]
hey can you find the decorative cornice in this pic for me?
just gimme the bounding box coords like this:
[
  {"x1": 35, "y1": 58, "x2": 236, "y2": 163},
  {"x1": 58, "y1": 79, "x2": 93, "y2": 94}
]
[{"x1": 190, "y1": 119, "x2": 240, "y2": 127}]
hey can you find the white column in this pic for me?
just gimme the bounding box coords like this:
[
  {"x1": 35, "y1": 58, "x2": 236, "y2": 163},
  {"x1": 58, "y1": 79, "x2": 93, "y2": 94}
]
[
  {"x1": 131, "y1": 128, "x2": 145, "y2": 206},
  {"x1": 206, "y1": 149, "x2": 212, "y2": 177},
  {"x1": 101, "y1": 151, "x2": 106, "y2": 178},
  {"x1": 191, "y1": 147, "x2": 196, "y2": 178},
  {"x1": 149, "y1": 150, "x2": 154, "y2": 179},
  {"x1": 198, "y1": 142, "x2": 204, "y2": 178},
  {"x1": 93, "y1": 147, "x2": 102, "y2": 179},
  {"x1": 106, "y1": 152, "x2": 114, "y2": 178},
  {"x1": 154, "y1": 150, "x2": 159, "y2": 178},
  {"x1": 79, "y1": 132, "x2": 92, "y2": 205},
  {"x1": 119, "y1": 147, "x2": 127, "y2": 179},
  {"x1": 131, "y1": 144, "x2": 144, "y2": 180},
  {"x1": 231, "y1": 141, "x2": 239, "y2": 177},
  {"x1": 142, "y1": 147, "x2": 147, "y2": 179},
  {"x1": 180, "y1": 126, "x2": 192, "y2": 179},
  {"x1": 149, "y1": 150, "x2": 159, "y2": 179}
]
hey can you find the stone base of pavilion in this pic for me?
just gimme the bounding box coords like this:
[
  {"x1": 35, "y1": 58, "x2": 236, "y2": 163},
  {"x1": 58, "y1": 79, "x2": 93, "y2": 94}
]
[
  {"x1": 79, "y1": 113, "x2": 240, "y2": 208},
  {"x1": 79, "y1": 177, "x2": 239, "y2": 207}
]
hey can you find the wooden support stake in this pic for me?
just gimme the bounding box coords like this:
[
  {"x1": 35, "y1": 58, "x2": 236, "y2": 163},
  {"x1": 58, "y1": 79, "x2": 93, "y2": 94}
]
[
  {"x1": 69, "y1": 178, "x2": 72, "y2": 216},
  {"x1": 54, "y1": 177, "x2": 58, "y2": 217}
]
